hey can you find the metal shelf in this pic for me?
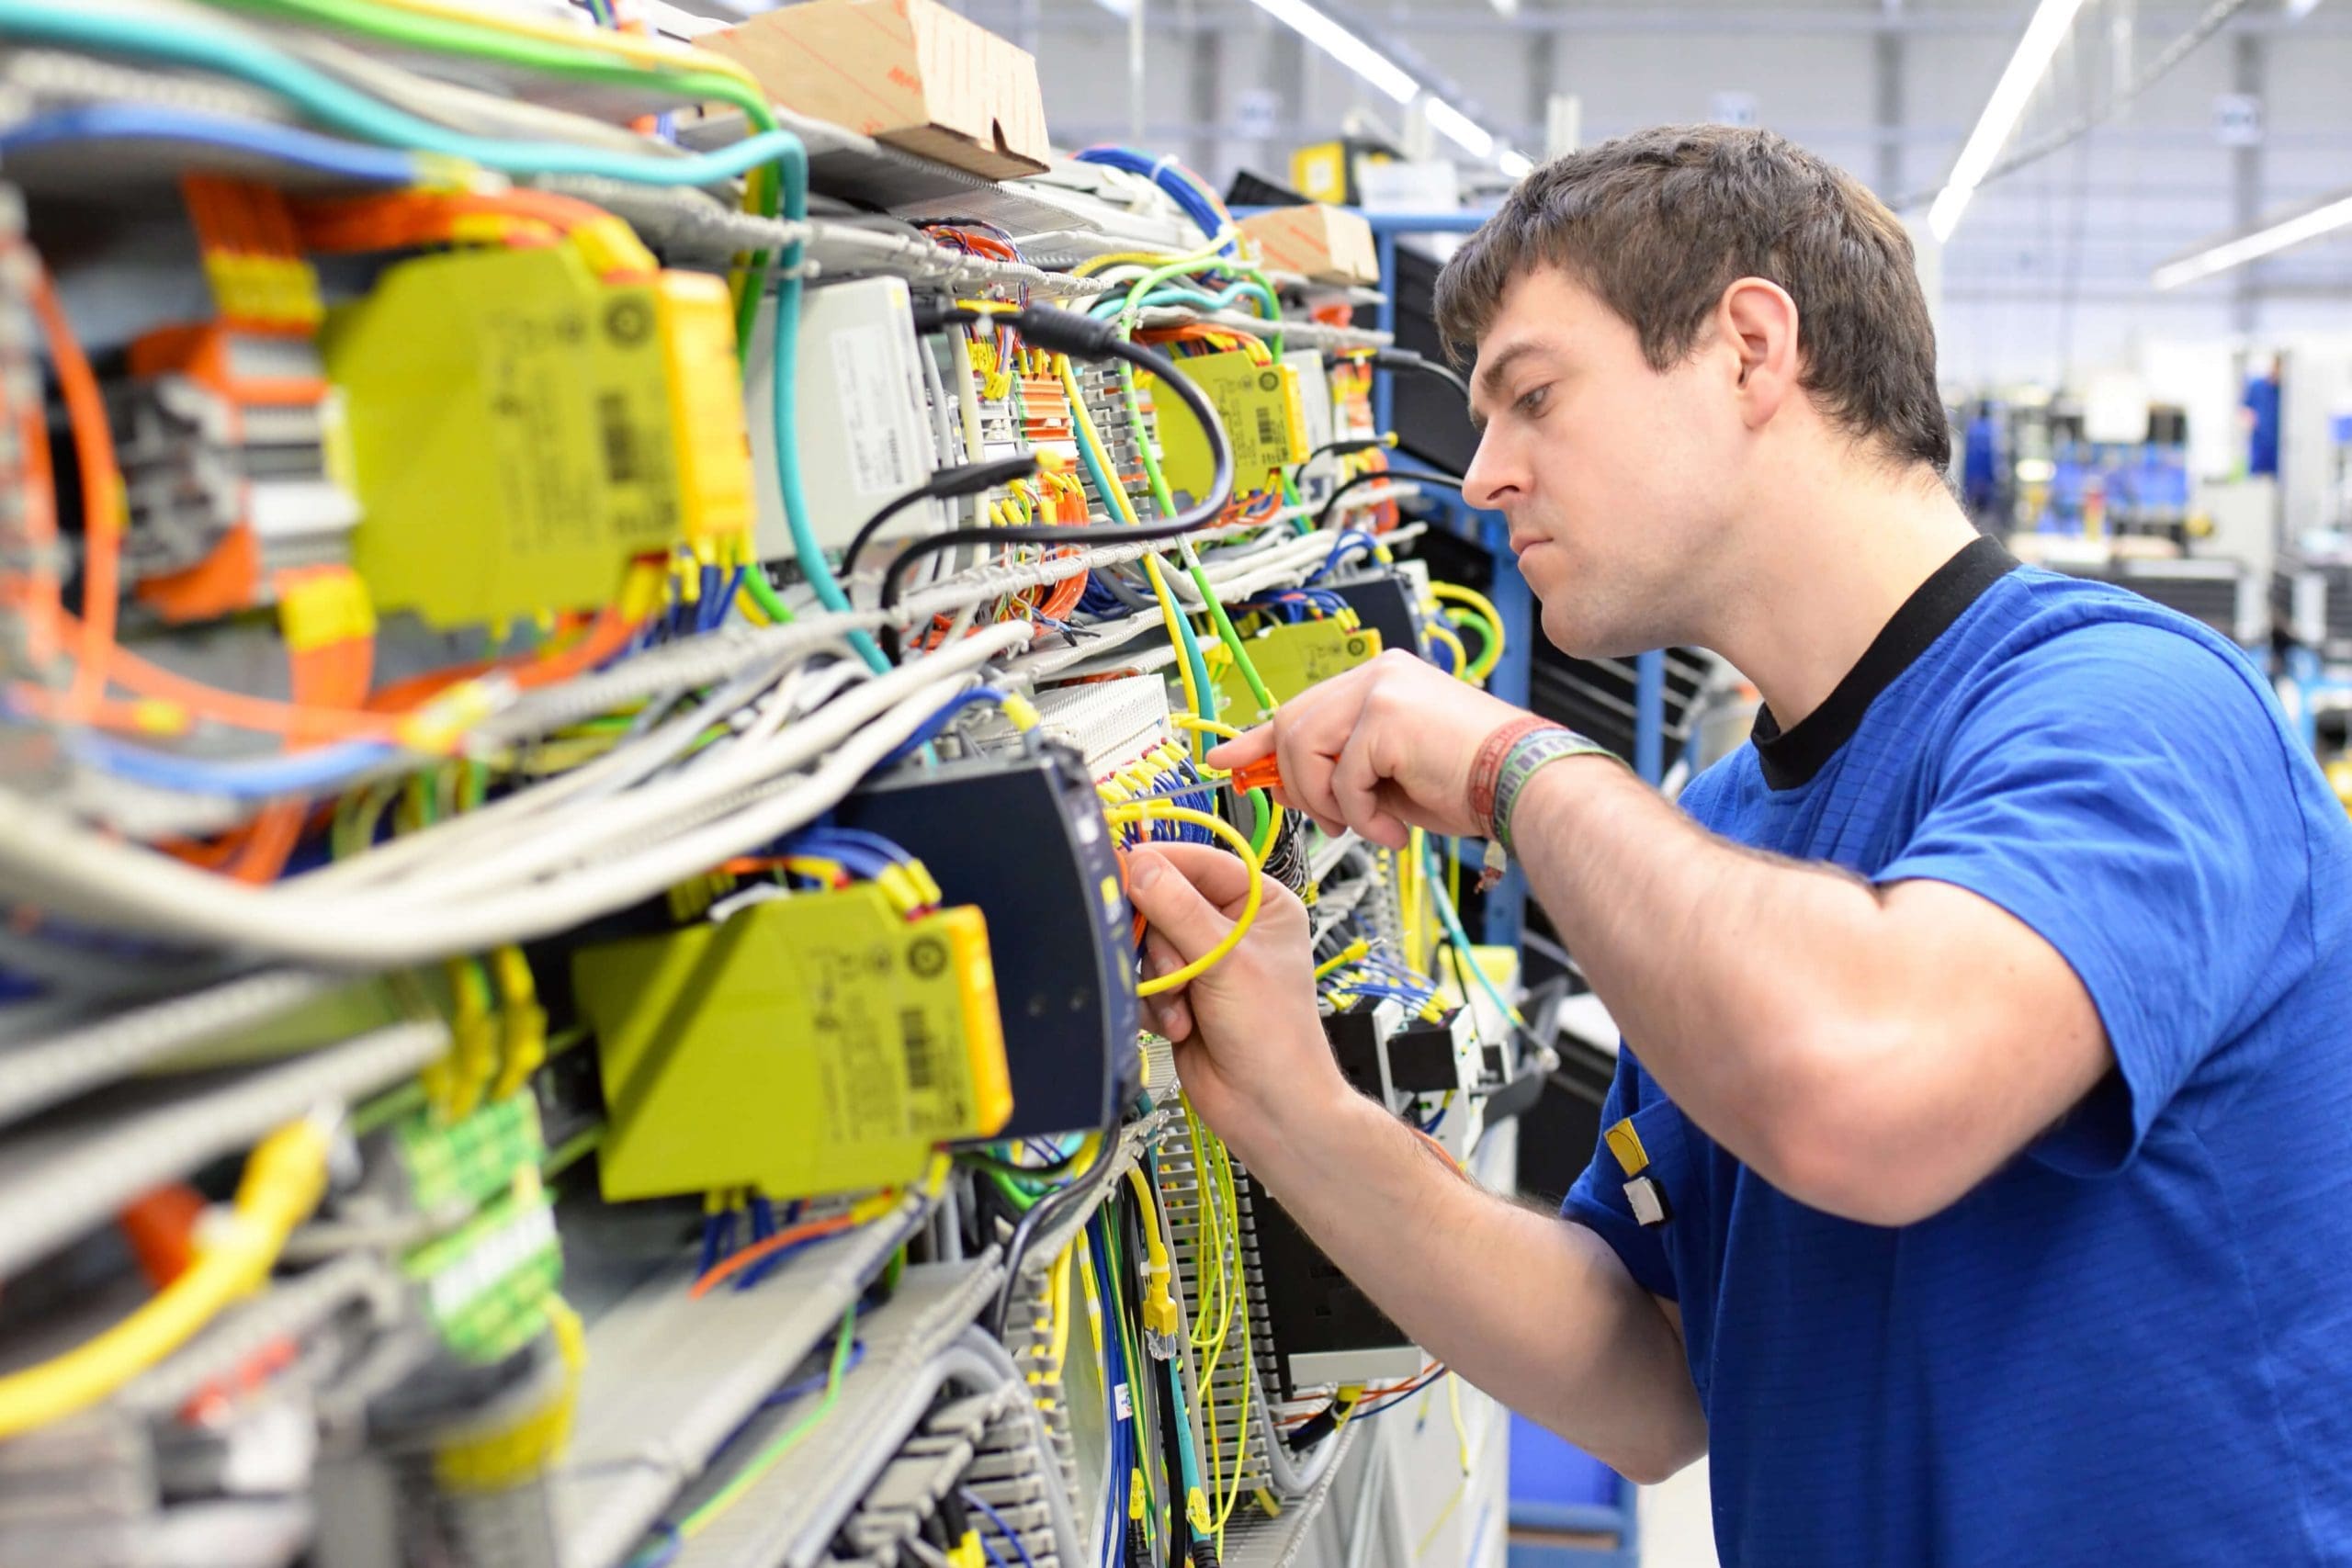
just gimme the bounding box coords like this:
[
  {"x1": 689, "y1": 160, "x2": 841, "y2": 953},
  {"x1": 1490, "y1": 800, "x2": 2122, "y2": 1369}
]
[{"x1": 554, "y1": 1191, "x2": 937, "y2": 1568}]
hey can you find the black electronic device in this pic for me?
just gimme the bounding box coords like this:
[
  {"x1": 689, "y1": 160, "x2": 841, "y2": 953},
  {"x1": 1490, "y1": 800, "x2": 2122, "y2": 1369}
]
[
  {"x1": 1242, "y1": 1168, "x2": 1417, "y2": 1400},
  {"x1": 836, "y1": 740, "x2": 1140, "y2": 1137},
  {"x1": 1324, "y1": 569, "x2": 1426, "y2": 660}
]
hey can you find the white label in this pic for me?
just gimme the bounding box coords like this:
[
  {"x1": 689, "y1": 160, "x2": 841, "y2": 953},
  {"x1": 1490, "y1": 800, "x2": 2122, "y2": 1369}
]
[
  {"x1": 1710, "y1": 91, "x2": 1758, "y2": 129},
  {"x1": 1114, "y1": 1383, "x2": 1134, "y2": 1421},
  {"x1": 831, "y1": 324, "x2": 922, "y2": 498},
  {"x1": 1235, "y1": 89, "x2": 1280, "y2": 140},
  {"x1": 2214, "y1": 93, "x2": 2263, "y2": 147}
]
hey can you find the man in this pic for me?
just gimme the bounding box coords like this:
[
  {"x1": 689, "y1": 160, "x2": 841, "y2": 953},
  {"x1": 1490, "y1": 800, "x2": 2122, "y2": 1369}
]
[{"x1": 1124, "y1": 126, "x2": 2352, "y2": 1566}]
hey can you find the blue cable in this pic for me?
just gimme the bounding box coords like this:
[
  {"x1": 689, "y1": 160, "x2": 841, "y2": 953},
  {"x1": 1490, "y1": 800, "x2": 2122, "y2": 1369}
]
[
  {"x1": 0, "y1": 3, "x2": 810, "y2": 189},
  {"x1": 1073, "y1": 146, "x2": 1234, "y2": 253},
  {"x1": 0, "y1": 105, "x2": 422, "y2": 183},
  {"x1": 62, "y1": 733, "x2": 398, "y2": 798},
  {"x1": 960, "y1": 1488, "x2": 1040, "y2": 1568},
  {"x1": 1307, "y1": 531, "x2": 1380, "y2": 585},
  {"x1": 876, "y1": 686, "x2": 1012, "y2": 768}
]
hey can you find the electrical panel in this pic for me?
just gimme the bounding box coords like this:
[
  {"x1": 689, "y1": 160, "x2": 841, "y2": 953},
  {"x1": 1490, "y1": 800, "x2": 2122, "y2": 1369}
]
[{"x1": 0, "y1": 12, "x2": 1529, "y2": 1568}]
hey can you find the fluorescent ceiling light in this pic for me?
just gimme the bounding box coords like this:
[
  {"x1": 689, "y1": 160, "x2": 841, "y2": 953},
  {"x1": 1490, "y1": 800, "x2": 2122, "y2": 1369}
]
[
  {"x1": 1928, "y1": 0, "x2": 2089, "y2": 243},
  {"x1": 1244, "y1": 0, "x2": 1419, "y2": 105},
  {"x1": 1498, "y1": 147, "x2": 1534, "y2": 178},
  {"x1": 2152, "y1": 190, "x2": 2352, "y2": 289},
  {"x1": 2287, "y1": 0, "x2": 2324, "y2": 17},
  {"x1": 1422, "y1": 96, "x2": 1494, "y2": 159}
]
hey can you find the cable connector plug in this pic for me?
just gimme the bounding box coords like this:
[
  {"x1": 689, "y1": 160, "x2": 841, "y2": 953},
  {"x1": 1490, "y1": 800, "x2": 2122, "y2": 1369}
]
[{"x1": 1001, "y1": 306, "x2": 1120, "y2": 360}]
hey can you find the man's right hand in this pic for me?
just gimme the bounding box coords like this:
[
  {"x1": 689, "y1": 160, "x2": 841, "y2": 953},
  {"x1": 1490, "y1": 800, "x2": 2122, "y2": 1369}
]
[
  {"x1": 1125, "y1": 841, "x2": 1350, "y2": 1166},
  {"x1": 1204, "y1": 649, "x2": 1533, "y2": 850}
]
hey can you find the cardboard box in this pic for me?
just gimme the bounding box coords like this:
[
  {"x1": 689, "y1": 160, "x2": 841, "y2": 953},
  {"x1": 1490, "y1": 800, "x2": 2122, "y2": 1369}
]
[
  {"x1": 1240, "y1": 204, "x2": 1381, "y2": 288},
  {"x1": 707, "y1": 0, "x2": 1052, "y2": 181}
]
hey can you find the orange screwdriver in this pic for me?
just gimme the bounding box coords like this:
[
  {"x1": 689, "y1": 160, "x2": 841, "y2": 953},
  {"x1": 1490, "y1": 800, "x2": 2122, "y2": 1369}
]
[{"x1": 1120, "y1": 750, "x2": 1283, "y2": 803}]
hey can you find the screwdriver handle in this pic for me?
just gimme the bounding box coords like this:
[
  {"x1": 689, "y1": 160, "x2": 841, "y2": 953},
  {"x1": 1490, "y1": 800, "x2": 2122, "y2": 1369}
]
[{"x1": 1226, "y1": 753, "x2": 1283, "y2": 795}]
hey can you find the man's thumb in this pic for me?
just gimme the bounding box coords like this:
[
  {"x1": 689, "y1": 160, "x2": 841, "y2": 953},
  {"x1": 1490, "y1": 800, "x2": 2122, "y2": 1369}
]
[{"x1": 1126, "y1": 851, "x2": 1233, "y2": 961}]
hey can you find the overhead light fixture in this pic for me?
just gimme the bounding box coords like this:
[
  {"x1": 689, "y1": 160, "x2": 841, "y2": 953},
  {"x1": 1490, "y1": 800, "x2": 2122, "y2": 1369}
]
[
  {"x1": 1498, "y1": 148, "x2": 1534, "y2": 178},
  {"x1": 1422, "y1": 96, "x2": 1495, "y2": 160},
  {"x1": 1243, "y1": 0, "x2": 1419, "y2": 105},
  {"x1": 2152, "y1": 188, "x2": 2352, "y2": 289},
  {"x1": 1927, "y1": 0, "x2": 2089, "y2": 243},
  {"x1": 2286, "y1": 0, "x2": 2324, "y2": 16}
]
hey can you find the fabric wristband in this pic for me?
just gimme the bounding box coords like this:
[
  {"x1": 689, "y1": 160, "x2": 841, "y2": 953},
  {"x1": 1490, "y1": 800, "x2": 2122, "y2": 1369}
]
[
  {"x1": 1468, "y1": 716, "x2": 1558, "y2": 836},
  {"x1": 1491, "y1": 727, "x2": 1622, "y2": 858}
]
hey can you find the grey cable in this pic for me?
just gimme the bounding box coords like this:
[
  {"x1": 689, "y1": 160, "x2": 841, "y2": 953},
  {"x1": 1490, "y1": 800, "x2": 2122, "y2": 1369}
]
[
  {"x1": 0, "y1": 967, "x2": 343, "y2": 1132},
  {"x1": 0, "y1": 1019, "x2": 446, "y2": 1276}
]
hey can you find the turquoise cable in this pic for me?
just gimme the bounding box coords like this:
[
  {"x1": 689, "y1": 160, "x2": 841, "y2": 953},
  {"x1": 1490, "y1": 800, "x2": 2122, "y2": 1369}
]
[
  {"x1": 0, "y1": 3, "x2": 801, "y2": 188},
  {"x1": 767, "y1": 154, "x2": 888, "y2": 671}
]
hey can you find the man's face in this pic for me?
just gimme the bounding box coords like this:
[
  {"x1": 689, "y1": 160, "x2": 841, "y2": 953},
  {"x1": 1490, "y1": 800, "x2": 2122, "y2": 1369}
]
[{"x1": 1463, "y1": 265, "x2": 1741, "y2": 658}]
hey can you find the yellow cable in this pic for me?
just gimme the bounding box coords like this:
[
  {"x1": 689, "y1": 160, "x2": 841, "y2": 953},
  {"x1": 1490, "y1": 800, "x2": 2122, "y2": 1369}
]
[
  {"x1": 1073, "y1": 232, "x2": 1239, "y2": 278},
  {"x1": 1314, "y1": 940, "x2": 1370, "y2": 980},
  {"x1": 1122, "y1": 1168, "x2": 1179, "y2": 1344},
  {"x1": 1105, "y1": 804, "x2": 1263, "y2": 997},
  {"x1": 1171, "y1": 715, "x2": 1243, "y2": 742},
  {"x1": 0, "y1": 1119, "x2": 331, "y2": 1438},
  {"x1": 1429, "y1": 583, "x2": 1506, "y2": 675}
]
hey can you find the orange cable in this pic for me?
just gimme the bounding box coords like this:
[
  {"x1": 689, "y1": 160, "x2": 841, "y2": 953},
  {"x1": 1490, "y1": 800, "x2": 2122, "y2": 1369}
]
[{"x1": 28, "y1": 262, "x2": 120, "y2": 718}]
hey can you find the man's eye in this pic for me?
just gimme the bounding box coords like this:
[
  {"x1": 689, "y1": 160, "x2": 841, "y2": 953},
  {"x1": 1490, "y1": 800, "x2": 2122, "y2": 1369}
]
[{"x1": 1516, "y1": 385, "x2": 1550, "y2": 417}]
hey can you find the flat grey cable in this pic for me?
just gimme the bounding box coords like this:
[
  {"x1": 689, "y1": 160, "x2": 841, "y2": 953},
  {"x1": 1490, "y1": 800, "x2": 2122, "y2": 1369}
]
[
  {"x1": 0, "y1": 967, "x2": 343, "y2": 1132},
  {"x1": 333, "y1": 626, "x2": 1021, "y2": 914},
  {"x1": 0, "y1": 925, "x2": 223, "y2": 998},
  {"x1": 0, "y1": 655, "x2": 1009, "y2": 964},
  {"x1": 121, "y1": 1251, "x2": 400, "y2": 1416},
  {"x1": 0, "y1": 1019, "x2": 446, "y2": 1277}
]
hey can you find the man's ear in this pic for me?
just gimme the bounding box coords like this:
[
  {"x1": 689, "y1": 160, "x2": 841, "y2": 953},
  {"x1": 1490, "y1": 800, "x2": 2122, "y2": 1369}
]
[{"x1": 1717, "y1": 277, "x2": 1801, "y2": 431}]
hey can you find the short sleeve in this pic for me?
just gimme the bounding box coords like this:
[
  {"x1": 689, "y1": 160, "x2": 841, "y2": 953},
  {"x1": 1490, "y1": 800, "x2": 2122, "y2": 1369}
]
[
  {"x1": 1561, "y1": 1051, "x2": 1679, "y2": 1300},
  {"x1": 1877, "y1": 621, "x2": 2312, "y2": 1175}
]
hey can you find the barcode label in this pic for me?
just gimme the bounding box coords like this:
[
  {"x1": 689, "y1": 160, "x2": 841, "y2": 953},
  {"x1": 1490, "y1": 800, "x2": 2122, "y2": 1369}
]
[
  {"x1": 1255, "y1": 405, "x2": 1283, "y2": 452},
  {"x1": 900, "y1": 1009, "x2": 938, "y2": 1091},
  {"x1": 597, "y1": 392, "x2": 639, "y2": 485}
]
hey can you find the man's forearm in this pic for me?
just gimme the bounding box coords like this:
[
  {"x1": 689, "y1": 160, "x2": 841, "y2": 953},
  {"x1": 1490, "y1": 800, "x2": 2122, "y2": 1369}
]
[{"x1": 1242, "y1": 1087, "x2": 1705, "y2": 1483}]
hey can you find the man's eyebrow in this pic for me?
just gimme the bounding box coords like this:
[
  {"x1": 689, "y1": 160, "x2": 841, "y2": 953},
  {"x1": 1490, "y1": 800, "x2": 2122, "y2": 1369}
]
[{"x1": 1468, "y1": 341, "x2": 1544, "y2": 432}]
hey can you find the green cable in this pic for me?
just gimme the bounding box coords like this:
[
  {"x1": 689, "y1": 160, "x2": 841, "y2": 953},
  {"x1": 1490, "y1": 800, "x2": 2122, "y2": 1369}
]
[
  {"x1": 195, "y1": 0, "x2": 786, "y2": 342},
  {"x1": 673, "y1": 1305, "x2": 856, "y2": 1542}
]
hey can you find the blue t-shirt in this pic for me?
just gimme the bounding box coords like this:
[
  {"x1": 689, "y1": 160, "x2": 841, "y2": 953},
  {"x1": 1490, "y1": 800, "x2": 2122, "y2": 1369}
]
[{"x1": 1565, "y1": 536, "x2": 2352, "y2": 1566}]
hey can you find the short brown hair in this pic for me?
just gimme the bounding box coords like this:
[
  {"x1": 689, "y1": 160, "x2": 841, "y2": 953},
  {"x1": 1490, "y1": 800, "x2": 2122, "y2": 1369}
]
[{"x1": 1434, "y1": 124, "x2": 1951, "y2": 470}]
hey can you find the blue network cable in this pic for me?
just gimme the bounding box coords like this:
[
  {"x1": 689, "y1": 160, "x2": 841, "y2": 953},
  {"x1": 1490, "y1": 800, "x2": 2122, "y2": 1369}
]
[
  {"x1": 1306, "y1": 531, "x2": 1381, "y2": 584},
  {"x1": 1073, "y1": 146, "x2": 1235, "y2": 253},
  {"x1": 62, "y1": 733, "x2": 399, "y2": 799},
  {"x1": 876, "y1": 686, "x2": 1012, "y2": 768},
  {"x1": 960, "y1": 1487, "x2": 1041, "y2": 1568},
  {"x1": 0, "y1": 105, "x2": 422, "y2": 183}
]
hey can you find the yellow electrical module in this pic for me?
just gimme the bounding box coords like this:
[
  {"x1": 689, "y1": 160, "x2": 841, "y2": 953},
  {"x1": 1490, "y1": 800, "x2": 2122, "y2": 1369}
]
[
  {"x1": 322, "y1": 244, "x2": 753, "y2": 630},
  {"x1": 1143, "y1": 348, "x2": 1307, "y2": 501},
  {"x1": 571, "y1": 884, "x2": 1012, "y2": 1203},
  {"x1": 1210, "y1": 619, "x2": 1383, "y2": 715}
]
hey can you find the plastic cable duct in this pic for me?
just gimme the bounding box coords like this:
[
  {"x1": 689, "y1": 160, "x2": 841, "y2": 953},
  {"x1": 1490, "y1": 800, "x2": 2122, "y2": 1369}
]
[
  {"x1": 0, "y1": 1020, "x2": 447, "y2": 1277},
  {"x1": 0, "y1": 968, "x2": 344, "y2": 1133},
  {"x1": 557, "y1": 1190, "x2": 938, "y2": 1568}
]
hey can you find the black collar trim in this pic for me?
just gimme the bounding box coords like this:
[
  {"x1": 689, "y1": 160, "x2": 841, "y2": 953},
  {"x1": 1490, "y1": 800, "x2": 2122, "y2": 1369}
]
[{"x1": 1751, "y1": 535, "x2": 2018, "y2": 791}]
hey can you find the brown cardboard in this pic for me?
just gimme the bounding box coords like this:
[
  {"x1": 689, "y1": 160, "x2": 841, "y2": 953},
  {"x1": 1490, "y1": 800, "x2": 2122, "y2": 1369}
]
[
  {"x1": 1240, "y1": 205, "x2": 1381, "y2": 287},
  {"x1": 706, "y1": 0, "x2": 1052, "y2": 180}
]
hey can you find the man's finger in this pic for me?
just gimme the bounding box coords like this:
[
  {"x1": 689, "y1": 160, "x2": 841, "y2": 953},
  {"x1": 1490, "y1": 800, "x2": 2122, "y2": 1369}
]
[
  {"x1": 1203, "y1": 724, "x2": 1273, "y2": 773},
  {"x1": 1142, "y1": 932, "x2": 1193, "y2": 1040},
  {"x1": 1332, "y1": 725, "x2": 1409, "y2": 850},
  {"x1": 1126, "y1": 846, "x2": 1240, "y2": 961},
  {"x1": 1131, "y1": 841, "x2": 1261, "y2": 919}
]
